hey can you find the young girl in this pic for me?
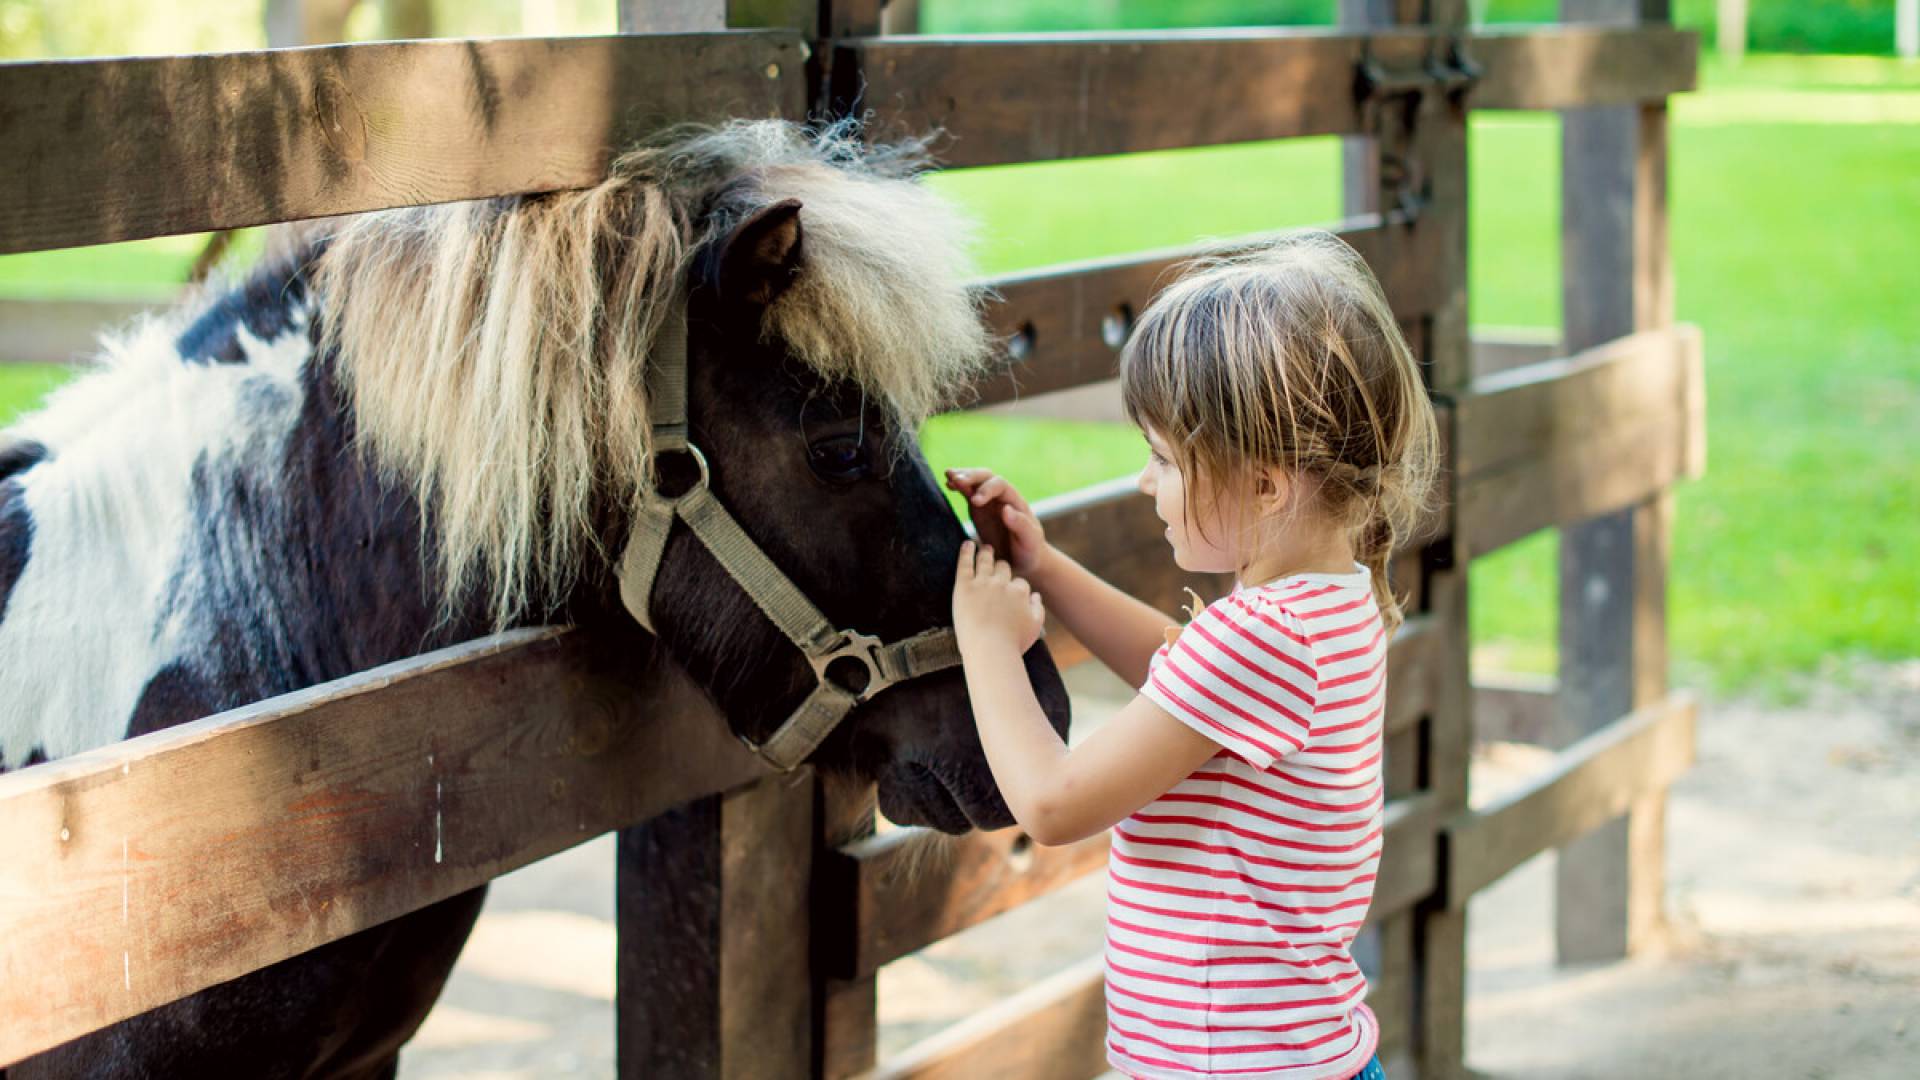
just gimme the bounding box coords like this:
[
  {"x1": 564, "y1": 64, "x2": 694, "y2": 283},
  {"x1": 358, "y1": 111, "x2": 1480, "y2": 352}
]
[{"x1": 947, "y1": 230, "x2": 1436, "y2": 1080}]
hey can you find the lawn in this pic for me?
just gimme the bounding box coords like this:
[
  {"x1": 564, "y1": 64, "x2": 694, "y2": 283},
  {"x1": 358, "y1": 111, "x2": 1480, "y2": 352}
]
[{"x1": 3, "y1": 53, "x2": 1914, "y2": 692}]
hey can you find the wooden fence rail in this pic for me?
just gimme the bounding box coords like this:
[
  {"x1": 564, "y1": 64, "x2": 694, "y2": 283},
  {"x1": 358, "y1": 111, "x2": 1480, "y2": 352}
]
[
  {"x1": 0, "y1": 629, "x2": 765, "y2": 1065},
  {"x1": 0, "y1": 33, "x2": 803, "y2": 256}
]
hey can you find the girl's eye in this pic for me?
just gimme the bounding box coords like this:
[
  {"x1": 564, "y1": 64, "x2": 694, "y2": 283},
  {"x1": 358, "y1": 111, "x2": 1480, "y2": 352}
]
[{"x1": 808, "y1": 435, "x2": 870, "y2": 484}]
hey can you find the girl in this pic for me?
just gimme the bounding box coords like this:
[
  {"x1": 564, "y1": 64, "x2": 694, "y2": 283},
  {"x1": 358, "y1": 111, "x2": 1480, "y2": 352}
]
[{"x1": 947, "y1": 230, "x2": 1437, "y2": 1080}]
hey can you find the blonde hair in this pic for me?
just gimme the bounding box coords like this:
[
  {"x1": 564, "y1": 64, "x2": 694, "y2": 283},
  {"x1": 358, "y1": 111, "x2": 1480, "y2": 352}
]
[
  {"x1": 314, "y1": 120, "x2": 990, "y2": 629},
  {"x1": 1119, "y1": 230, "x2": 1439, "y2": 631}
]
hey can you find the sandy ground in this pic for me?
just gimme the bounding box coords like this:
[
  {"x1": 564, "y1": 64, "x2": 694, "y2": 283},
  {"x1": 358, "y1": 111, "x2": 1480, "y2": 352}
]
[{"x1": 399, "y1": 660, "x2": 1920, "y2": 1079}]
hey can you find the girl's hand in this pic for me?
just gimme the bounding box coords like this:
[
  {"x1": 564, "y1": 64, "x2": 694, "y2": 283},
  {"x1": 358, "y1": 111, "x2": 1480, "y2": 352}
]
[
  {"x1": 943, "y1": 468, "x2": 1049, "y2": 577},
  {"x1": 953, "y1": 540, "x2": 1046, "y2": 656}
]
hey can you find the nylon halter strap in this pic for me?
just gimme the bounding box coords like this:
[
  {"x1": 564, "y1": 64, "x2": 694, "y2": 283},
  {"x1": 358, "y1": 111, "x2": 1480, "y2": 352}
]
[{"x1": 614, "y1": 296, "x2": 963, "y2": 771}]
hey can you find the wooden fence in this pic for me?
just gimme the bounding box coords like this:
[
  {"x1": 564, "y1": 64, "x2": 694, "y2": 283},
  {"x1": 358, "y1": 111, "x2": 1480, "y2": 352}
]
[{"x1": 0, "y1": 1, "x2": 1701, "y2": 1076}]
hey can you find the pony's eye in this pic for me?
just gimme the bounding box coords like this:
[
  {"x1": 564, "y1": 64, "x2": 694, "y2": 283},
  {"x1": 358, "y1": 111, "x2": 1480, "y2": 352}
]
[{"x1": 807, "y1": 434, "x2": 870, "y2": 484}]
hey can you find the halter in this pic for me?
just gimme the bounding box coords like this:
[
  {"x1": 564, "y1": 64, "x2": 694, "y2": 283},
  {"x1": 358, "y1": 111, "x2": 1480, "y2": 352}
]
[{"x1": 615, "y1": 294, "x2": 963, "y2": 771}]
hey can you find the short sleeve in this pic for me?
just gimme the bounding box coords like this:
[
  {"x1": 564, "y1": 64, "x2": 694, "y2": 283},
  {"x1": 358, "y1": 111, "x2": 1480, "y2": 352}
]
[{"x1": 1141, "y1": 593, "x2": 1318, "y2": 769}]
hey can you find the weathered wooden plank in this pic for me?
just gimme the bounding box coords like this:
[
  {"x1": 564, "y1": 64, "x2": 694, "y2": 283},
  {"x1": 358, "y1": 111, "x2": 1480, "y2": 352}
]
[
  {"x1": 874, "y1": 954, "x2": 1108, "y2": 1080},
  {"x1": 835, "y1": 787, "x2": 1437, "y2": 978},
  {"x1": 839, "y1": 25, "x2": 1694, "y2": 170},
  {"x1": 719, "y1": 773, "x2": 817, "y2": 1078},
  {"x1": 1554, "y1": 4, "x2": 1682, "y2": 962},
  {"x1": 1383, "y1": 613, "x2": 1441, "y2": 741},
  {"x1": 614, "y1": 769, "x2": 815, "y2": 1080},
  {"x1": 1472, "y1": 674, "x2": 1563, "y2": 746},
  {"x1": 1446, "y1": 693, "x2": 1696, "y2": 908},
  {"x1": 819, "y1": 975, "x2": 880, "y2": 1080},
  {"x1": 1470, "y1": 326, "x2": 1561, "y2": 378},
  {"x1": 1371, "y1": 791, "x2": 1441, "y2": 921},
  {"x1": 837, "y1": 30, "x2": 1397, "y2": 167},
  {"x1": 0, "y1": 33, "x2": 804, "y2": 255},
  {"x1": 1389, "y1": 24, "x2": 1475, "y2": 1072},
  {"x1": 1454, "y1": 324, "x2": 1704, "y2": 558},
  {"x1": 1366, "y1": 914, "x2": 1418, "y2": 1071},
  {"x1": 0, "y1": 628, "x2": 769, "y2": 1066},
  {"x1": 966, "y1": 217, "x2": 1447, "y2": 408},
  {"x1": 1467, "y1": 25, "x2": 1697, "y2": 110},
  {"x1": 1455, "y1": 326, "x2": 1700, "y2": 477},
  {"x1": 815, "y1": 778, "x2": 883, "y2": 1080},
  {"x1": 832, "y1": 825, "x2": 1108, "y2": 978}
]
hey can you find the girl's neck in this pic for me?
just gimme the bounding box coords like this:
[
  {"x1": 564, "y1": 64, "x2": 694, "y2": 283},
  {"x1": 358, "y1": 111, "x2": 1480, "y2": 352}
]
[{"x1": 1238, "y1": 517, "x2": 1358, "y2": 587}]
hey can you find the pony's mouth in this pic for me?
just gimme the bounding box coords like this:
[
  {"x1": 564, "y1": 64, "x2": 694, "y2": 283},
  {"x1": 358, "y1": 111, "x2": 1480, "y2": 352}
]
[{"x1": 876, "y1": 762, "x2": 1003, "y2": 835}]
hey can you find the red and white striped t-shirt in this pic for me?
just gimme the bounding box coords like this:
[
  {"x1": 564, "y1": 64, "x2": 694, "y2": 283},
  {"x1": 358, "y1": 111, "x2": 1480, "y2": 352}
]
[{"x1": 1108, "y1": 566, "x2": 1386, "y2": 1080}]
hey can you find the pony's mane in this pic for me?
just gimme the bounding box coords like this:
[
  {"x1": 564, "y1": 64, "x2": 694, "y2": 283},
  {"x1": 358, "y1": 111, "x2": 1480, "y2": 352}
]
[{"x1": 314, "y1": 120, "x2": 991, "y2": 629}]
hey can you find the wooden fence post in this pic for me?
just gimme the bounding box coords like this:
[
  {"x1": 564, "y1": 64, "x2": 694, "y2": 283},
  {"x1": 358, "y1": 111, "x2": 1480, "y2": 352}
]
[
  {"x1": 1339, "y1": 4, "x2": 1476, "y2": 1076},
  {"x1": 1554, "y1": 0, "x2": 1675, "y2": 965},
  {"x1": 1411, "y1": 9, "x2": 1473, "y2": 1077},
  {"x1": 616, "y1": 772, "x2": 818, "y2": 1078}
]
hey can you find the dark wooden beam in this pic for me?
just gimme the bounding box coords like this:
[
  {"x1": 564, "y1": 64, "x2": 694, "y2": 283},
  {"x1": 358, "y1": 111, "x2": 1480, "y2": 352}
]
[
  {"x1": 830, "y1": 788, "x2": 1440, "y2": 979},
  {"x1": 1554, "y1": 0, "x2": 1682, "y2": 965},
  {"x1": 1467, "y1": 25, "x2": 1698, "y2": 110},
  {"x1": 964, "y1": 217, "x2": 1448, "y2": 409},
  {"x1": 836, "y1": 30, "x2": 1392, "y2": 167},
  {"x1": 0, "y1": 628, "x2": 769, "y2": 1066},
  {"x1": 0, "y1": 33, "x2": 804, "y2": 254},
  {"x1": 616, "y1": 771, "x2": 816, "y2": 1080},
  {"x1": 1454, "y1": 325, "x2": 1705, "y2": 558},
  {"x1": 1445, "y1": 694, "x2": 1696, "y2": 907},
  {"x1": 872, "y1": 955, "x2": 1108, "y2": 1080}
]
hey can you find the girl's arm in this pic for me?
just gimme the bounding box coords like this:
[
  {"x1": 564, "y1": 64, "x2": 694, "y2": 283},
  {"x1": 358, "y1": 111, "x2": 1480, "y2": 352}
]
[
  {"x1": 945, "y1": 468, "x2": 1178, "y2": 688},
  {"x1": 1026, "y1": 544, "x2": 1181, "y2": 690},
  {"x1": 953, "y1": 541, "x2": 1220, "y2": 846}
]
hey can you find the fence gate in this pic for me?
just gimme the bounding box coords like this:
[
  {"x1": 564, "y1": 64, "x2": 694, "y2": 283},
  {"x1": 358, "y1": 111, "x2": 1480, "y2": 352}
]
[{"x1": 0, "y1": 1, "x2": 1700, "y2": 1077}]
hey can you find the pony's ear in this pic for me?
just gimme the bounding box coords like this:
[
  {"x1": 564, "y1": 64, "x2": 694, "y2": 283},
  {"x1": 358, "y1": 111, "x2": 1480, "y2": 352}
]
[{"x1": 716, "y1": 198, "x2": 804, "y2": 308}]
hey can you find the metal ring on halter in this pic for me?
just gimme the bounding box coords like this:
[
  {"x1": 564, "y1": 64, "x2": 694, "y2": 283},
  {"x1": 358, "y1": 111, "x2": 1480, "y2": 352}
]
[
  {"x1": 809, "y1": 629, "x2": 888, "y2": 702},
  {"x1": 646, "y1": 443, "x2": 710, "y2": 504}
]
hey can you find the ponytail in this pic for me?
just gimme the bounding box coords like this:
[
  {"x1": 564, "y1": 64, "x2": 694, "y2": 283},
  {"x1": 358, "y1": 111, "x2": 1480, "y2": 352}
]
[{"x1": 1355, "y1": 507, "x2": 1406, "y2": 635}]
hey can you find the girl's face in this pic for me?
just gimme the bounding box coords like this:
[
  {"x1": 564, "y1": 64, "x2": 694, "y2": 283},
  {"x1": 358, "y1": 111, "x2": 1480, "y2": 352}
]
[{"x1": 1137, "y1": 428, "x2": 1242, "y2": 575}]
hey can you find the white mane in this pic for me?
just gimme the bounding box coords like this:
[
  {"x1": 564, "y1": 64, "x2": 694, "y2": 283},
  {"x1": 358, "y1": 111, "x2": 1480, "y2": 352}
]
[{"x1": 315, "y1": 120, "x2": 992, "y2": 629}]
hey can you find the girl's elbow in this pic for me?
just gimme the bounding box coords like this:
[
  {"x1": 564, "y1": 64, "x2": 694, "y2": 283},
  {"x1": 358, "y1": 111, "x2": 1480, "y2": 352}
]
[{"x1": 1019, "y1": 798, "x2": 1097, "y2": 847}]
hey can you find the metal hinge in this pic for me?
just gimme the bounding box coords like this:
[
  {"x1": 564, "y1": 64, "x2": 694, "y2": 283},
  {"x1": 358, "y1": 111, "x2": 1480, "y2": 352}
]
[{"x1": 1354, "y1": 36, "x2": 1482, "y2": 104}]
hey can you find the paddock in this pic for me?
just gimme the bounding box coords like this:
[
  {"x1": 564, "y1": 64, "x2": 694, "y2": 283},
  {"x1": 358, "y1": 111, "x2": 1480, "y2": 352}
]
[{"x1": 0, "y1": 1, "x2": 1702, "y2": 1076}]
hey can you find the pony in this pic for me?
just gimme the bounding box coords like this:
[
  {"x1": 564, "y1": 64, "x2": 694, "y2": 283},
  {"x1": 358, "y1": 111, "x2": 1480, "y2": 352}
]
[{"x1": 0, "y1": 120, "x2": 1071, "y2": 1078}]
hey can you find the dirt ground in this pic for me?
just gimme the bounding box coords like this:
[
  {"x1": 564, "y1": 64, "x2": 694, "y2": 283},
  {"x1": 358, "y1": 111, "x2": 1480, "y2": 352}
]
[{"x1": 399, "y1": 660, "x2": 1920, "y2": 1079}]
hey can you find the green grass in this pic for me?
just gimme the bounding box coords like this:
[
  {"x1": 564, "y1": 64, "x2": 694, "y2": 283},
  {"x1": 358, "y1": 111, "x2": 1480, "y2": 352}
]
[
  {"x1": 4, "y1": 54, "x2": 1915, "y2": 692},
  {"x1": 0, "y1": 231, "x2": 266, "y2": 301}
]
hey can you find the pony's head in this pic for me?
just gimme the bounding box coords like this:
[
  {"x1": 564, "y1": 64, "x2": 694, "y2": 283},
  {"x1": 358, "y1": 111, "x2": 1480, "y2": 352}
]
[{"x1": 314, "y1": 121, "x2": 1069, "y2": 833}]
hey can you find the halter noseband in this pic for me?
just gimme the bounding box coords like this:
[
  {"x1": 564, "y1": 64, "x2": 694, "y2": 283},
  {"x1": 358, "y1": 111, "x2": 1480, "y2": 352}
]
[{"x1": 614, "y1": 294, "x2": 963, "y2": 771}]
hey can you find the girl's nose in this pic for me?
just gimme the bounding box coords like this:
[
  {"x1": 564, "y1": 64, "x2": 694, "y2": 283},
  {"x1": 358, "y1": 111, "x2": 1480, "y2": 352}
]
[{"x1": 1136, "y1": 467, "x2": 1154, "y2": 496}]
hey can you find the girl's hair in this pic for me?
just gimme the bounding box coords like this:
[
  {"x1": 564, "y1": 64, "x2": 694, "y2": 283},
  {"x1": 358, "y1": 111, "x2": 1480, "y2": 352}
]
[{"x1": 1119, "y1": 230, "x2": 1439, "y2": 632}]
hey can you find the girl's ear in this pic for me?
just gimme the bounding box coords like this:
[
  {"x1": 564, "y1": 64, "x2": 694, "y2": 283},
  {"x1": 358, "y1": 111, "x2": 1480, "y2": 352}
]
[{"x1": 1254, "y1": 467, "x2": 1292, "y2": 514}]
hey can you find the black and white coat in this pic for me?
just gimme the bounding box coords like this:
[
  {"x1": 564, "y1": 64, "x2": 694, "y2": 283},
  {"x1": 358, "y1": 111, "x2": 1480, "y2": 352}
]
[{"x1": 1, "y1": 253, "x2": 493, "y2": 1078}]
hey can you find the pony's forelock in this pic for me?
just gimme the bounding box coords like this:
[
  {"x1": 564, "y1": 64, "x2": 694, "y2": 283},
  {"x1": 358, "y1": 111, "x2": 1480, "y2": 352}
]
[{"x1": 315, "y1": 120, "x2": 989, "y2": 629}]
